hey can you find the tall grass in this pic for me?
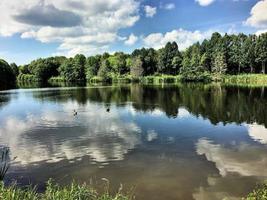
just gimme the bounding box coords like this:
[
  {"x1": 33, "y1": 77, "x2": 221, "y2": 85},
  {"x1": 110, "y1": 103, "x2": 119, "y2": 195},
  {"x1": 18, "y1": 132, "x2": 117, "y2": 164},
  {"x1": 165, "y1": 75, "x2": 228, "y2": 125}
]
[
  {"x1": 0, "y1": 147, "x2": 10, "y2": 181},
  {"x1": 0, "y1": 179, "x2": 131, "y2": 200},
  {"x1": 223, "y1": 74, "x2": 267, "y2": 86}
]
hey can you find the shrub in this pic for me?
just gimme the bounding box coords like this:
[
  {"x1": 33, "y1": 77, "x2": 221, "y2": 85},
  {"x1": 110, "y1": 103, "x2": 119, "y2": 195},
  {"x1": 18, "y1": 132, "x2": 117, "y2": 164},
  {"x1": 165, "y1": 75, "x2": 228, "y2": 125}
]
[{"x1": 244, "y1": 183, "x2": 267, "y2": 200}]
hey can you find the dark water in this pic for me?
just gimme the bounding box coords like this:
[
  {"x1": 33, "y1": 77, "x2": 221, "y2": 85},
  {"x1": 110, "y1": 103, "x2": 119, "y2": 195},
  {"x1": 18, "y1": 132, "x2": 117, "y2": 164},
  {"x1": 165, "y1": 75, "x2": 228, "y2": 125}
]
[{"x1": 1, "y1": 83, "x2": 267, "y2": 200}]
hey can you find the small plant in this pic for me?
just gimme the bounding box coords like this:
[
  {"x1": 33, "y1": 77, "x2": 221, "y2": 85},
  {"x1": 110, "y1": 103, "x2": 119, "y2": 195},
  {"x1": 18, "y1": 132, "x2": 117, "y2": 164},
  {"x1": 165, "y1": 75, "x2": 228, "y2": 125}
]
[
  {"x1": 0, "y1": 147, "x2": 10, "y2": 181},
  {"x1": 244, "y1": 183, "x2": 267, "y2": 200}
]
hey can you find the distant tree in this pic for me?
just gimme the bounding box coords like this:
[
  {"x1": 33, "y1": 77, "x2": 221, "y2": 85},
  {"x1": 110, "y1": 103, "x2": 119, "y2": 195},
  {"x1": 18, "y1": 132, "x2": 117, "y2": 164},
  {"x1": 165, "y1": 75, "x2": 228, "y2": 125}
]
[
  {"x1": 241, "y1": 35, "x2": 256, "y2": 73},
  {"x1": 0, "y1": 59, "x2": 16, "y2": 86},
  {"x1": 109, "y1": 52, "x2": 128, "y2": 75},
  {"x1": 190, "y1": 43, "x2": 201, "y2": 68},
  {"x1": 229, "y1": 34, "x2": 247, "y2": 73},
  {"x1": 132, "y1": 48, "x2": 157, "y2": 75},
  {"x1": 157, "y1": 42, "x2": 181, "y2": 74},
  {"x1": 200, "y1": 53, "x2": 209, "y2": 70},
  {"x1": 73, "y1": 54, "x2": 86, "y2": 81},
  {"x1": 18, "y1": 65, "x2": 30, "y2": 74},
  {"x1": 98, "y1": 59, "x2": 112, "y2": 82},
  {"x1": 255, "y1": 33, "x2": 267, "y2": 74},
  {"x1": 212, "y1": 51, "x2": 227, "y2": 75},
  {"x1": 130, "y1": 56, "x2": 144, "y2": 77},
  {"x1": 10, "y1": 63, "x2": 19, "y2": 76},
  {"x1": 85, "y1": 55, "x2": 101, "y2": 79}
]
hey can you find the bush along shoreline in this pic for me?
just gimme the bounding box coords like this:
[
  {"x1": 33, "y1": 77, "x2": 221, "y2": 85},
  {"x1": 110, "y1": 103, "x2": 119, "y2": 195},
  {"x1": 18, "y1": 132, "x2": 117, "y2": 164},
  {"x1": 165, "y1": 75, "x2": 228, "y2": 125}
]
[{"x1": 1, "y1": 32, "x2": 267, "y2": 88}]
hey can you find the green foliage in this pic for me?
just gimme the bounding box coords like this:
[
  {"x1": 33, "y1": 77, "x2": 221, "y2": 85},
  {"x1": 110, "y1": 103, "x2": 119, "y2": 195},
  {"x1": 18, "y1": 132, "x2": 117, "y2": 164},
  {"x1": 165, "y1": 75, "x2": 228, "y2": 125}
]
[
  {"x1": 244, "y1": 183, "x2": 267, "y2": 200},
  {"x1": 108, "y1": 52, "x2": 128, "y2": 75},
  {"x1": 131, "y1": 48, "x2": 157, "y2": 75},
  {"x1": 59, "y1": 55, "x2": 86, "y2": 82},
  {"x1": 130, "y1": 56, "x2": 144, "y2": 77},
  {"x1": 255, "y1": 33, "x2": 267, "y2": 74},
  {"x1": 212, "y1": 51, "x2": 227, "y2": 75},
  {"x1": 10, "y1": 63, "x2": 19, "y2": 76},
  {"x1": 98, "y1": 59, "x2": 112, "y2": 82},
  {"x1": 157, "y1": 42, "x2": 182, "y2": 75},
  {"x1": 2, "y1": 32, "x2": 267, "y2": 86},
  {"x1": 180, "y1": 65, "x2": 212, "y2": 82},
  {"x1": 17, "y1": 74, "x2": 40, "y2": 82},
  {"x1": 0, "y1": 59, "x2": 16, "y2": 86},
  {"x1": 86, "y1": 55, "x2": 101, "y2": 80},
  {"x1": 0, "y1": 180, "x2": 130, "y2": 200}
]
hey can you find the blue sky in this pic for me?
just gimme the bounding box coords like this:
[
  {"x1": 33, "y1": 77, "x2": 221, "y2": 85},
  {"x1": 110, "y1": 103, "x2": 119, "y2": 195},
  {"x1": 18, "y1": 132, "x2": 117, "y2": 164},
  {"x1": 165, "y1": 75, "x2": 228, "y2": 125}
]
[{"x1": 0, "y1": 0, "x2": 266, "y2": 65}]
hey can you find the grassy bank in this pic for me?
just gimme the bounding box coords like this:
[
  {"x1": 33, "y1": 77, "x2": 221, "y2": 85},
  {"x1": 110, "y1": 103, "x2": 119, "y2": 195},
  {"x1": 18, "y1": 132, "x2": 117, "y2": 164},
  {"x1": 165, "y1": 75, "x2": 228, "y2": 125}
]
[
  {"x1": 0, "y1": 180, "x2": 130, "y2": 200},
  {"x1": 222, "y1": 74, "x2": 267, "y2": 86},
  {"x1": 37, "y1": 74, "x2": 267, "y2": 87}
]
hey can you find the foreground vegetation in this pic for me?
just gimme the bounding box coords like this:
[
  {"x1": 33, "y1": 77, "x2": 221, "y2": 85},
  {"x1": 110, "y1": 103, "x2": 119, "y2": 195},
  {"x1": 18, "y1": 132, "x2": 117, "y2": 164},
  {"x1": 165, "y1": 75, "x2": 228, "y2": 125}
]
[
  {"x1": 244, "y1": 183, "x2": 267, "y2": 200},
  {"x1": 0, "y1": 180, "x2": 130, "y2": 200},
  {"x1": 1, "y1": 32, "x2": 267, "y2": 88},
  {"x1": 223, "y1": 74, "x2": 267, "y2": 86}
]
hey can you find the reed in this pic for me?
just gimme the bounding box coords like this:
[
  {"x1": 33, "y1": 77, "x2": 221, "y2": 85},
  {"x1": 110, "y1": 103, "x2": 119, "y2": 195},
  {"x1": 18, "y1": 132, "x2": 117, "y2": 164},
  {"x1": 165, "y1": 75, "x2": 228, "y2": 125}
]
[
  {"x1": 0, "y1": 179, "x2": 131, "y2": 200},
  {"x1": 0, "y1": 147, "x2": 10, "y2": 181}
]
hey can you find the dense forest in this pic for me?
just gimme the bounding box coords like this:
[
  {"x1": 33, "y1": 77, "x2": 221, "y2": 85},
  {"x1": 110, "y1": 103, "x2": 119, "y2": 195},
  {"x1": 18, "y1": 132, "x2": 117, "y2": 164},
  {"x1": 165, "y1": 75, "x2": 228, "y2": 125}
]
[{"x1": 1, "y1": 32, "x2": 267, "y2": 86}]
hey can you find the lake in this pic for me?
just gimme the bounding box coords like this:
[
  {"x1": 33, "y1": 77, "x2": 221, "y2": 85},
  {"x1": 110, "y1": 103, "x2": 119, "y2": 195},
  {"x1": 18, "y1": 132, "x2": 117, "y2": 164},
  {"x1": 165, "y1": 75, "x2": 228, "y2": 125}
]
[{"x1": 0, "y1": 83, "x2": 267, "y2": 200}]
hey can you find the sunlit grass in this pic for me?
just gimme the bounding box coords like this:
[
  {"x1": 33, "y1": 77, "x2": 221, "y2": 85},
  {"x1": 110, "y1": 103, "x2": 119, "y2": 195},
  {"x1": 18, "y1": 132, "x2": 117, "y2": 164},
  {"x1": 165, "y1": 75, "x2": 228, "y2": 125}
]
[
  {"x1": 223, "y1": 74, "x2": 267, "y2": 86},
  {"x1": 0, "y1": 179, "x2": 131, "y2": 200}
]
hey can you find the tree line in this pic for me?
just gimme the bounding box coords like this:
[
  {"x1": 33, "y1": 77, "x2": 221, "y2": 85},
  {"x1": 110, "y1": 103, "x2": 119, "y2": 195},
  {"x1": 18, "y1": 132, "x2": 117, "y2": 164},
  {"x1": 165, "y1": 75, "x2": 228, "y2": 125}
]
[{"x1": 1, "y1": 32, "x2": 267, "y2": 86}]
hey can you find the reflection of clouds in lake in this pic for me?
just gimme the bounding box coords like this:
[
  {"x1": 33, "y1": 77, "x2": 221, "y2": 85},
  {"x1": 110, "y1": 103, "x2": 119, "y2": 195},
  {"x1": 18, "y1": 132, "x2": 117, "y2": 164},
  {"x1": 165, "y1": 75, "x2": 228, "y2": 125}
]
[
  {"x1": 246, "y1": 123, "x2": 267, "y2": 144},
  {"x1": 178, "y1": 108, "x2": 191, "y2": 118},
  {"x1": 0, "y1": 101, "x2": 141, "y2": 166},
  {"x1": 147, "y1": 130, "x2": 158, "y2": 142},
  {"x1": 196, "y1": 138, "x2": 267, "y2": 177}
]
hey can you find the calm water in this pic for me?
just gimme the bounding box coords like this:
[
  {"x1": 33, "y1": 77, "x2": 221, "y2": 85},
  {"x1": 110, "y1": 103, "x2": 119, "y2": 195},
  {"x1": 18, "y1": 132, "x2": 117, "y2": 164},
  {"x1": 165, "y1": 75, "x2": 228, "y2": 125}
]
[{"x1": 1, "y1": 83, "x2": 267, "y2": 200}]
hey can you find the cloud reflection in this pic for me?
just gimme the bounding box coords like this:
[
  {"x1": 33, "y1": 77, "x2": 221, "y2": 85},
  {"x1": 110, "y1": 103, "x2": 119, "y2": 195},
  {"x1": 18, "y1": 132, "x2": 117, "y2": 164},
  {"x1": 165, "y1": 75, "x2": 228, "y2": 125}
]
[
  {"x1": 0, "y1": 101, "x2": 141, "y2": 166},
  {"x1": 246, "y1": 123, "x2": 267, "y2": 145},
  {"x1": 196, "y1": 138, "x2": 267, "y2": 177}
]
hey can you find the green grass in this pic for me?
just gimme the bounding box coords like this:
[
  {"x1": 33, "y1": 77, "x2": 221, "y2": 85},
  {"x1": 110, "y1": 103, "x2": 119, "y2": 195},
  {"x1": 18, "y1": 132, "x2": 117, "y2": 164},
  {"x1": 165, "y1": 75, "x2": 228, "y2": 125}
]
[
  {"x1": 223, "y1": 74, "x2": 267, "y2": 86},
  {"x1": 141, "y1": 75, "x2": 181, "y2": 84},
  {"x1": 244, "y1": 183, "x2": 267, "y2": 200},
  {"x1": 0, "y1": 179, "x2": 131, "y2": 200}
]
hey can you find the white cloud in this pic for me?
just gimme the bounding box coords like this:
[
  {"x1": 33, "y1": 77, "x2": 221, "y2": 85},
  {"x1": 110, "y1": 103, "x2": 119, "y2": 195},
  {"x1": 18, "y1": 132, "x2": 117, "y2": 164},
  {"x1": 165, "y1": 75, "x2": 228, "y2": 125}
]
[
  {"x1": 195, "y1": 0, "x2": 215, "y2": 6},
  {"x1": 144, "y1": 5, "x2": 157, "y2": 18},
  {"x1": 245, "y1": 0, "x2": 267, "y2": 28},
  {"x1": 143, "y1": 28, "x2": 213, "y2": 50},
  {"x1": 124, "y1": 33, "x2": 138, "y2": 45},
  {"x1": 160, "y1": 3, "x2": 175, "y2": 10},
  {"x1": 255, "y1": 29, "x2": 267, "y2": 35},
  {"x1": 0, "y1": 0, "x2": 140, "y2": 57}
]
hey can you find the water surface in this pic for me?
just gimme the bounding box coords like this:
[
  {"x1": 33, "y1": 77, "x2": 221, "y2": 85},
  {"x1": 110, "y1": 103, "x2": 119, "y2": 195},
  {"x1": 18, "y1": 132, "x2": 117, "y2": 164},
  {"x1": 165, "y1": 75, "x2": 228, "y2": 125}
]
[{"x1": 0, "y1": 83, "x2": 267, "y2": 200}]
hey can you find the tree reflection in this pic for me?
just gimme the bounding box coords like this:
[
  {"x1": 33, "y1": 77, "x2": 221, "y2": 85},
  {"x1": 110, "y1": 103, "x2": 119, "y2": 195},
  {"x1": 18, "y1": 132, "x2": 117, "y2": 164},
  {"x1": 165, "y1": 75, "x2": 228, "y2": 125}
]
[{"x1": 31, "y1": 84, "x2": 267, "y2": 127}]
